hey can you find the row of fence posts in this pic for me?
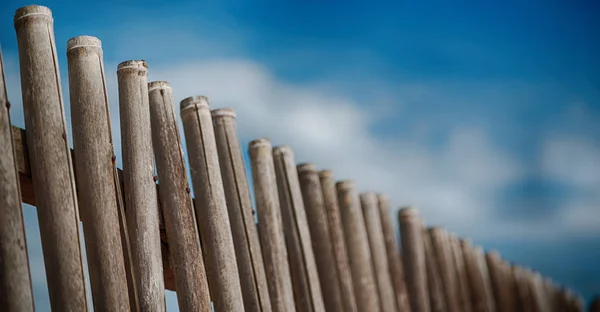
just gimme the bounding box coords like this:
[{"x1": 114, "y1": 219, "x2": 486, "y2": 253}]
[{"x1": 0, "y1": 4, "x2": 595, "y2": 312}]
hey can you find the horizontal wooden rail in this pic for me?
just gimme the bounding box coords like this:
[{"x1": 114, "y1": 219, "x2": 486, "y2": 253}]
[{"x1": 11, "y1": 125, "x2": 176, "y2": 291}]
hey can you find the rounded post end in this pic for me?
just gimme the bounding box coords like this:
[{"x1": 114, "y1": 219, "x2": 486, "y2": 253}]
[
  {"x1": 14, "y1": 5, "x2": 52, "y2": 26},
  {"x1": 211, "y1": 107, "x2": 236, "y2": 119},
  {"x1": 67, "y1": 36, "x2": 101, "y2": 51},
  {"x1": 148, "y1": 81, "x2": 171, "y2": 92},
  {"x1": 272, "y1": 145, "x2": 293, "y2": 157},
  {"x1": 117, "y1": 60, "x2": 147, "y2": 72},
  {"x1": 398, "y1": 206, "x2": 419, "y2": 218},
  {"x1": 318, "y1": 169, "x2": 333, "y2": 179},
  {"x1": 297, "y1": 163, "x2": 317, "y2": 174},
  {"x1": 180, "y1": 95, "x2": 209, "y2": 114},
  {"x1": 249, "y1": 138, "x2": 271, "y2": 150},
  {"x1": 336, "y1": 180, "x2": 355, "y2": 190}
]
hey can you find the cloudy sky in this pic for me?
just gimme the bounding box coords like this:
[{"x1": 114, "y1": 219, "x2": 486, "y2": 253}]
[{"x1": 1, "y1": 0, "x2": 599, "y2": 310}]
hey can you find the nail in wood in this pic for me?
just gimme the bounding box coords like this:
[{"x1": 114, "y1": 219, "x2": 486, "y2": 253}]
[
  {"x1": 14, "y1": 5, "x2": 89, "y2": 311},
  {"x1": 249, "y1": 138, "x2": 296, "y2": 312},
  {"x1": 377, "y1": 194, "x2": 411, "y2": 312},
  {"x1": 398, "y1": 207, "x2": 430, "y2": 312},
  {"x1": 297, "y1": 164, "x2": 343, "y2": 312},
  {"x1": 318, "y1": 170, "x2": 358, "y2": 312},
  {"x1": 273, "y1": 147, "x2": 325, "y2": 312},
  {"x1": 117, "y1": 60, "x2": 165, "y2": 311},
  {"x1": 337, "y1": 180, "x2": 381, "y2": 312},
  {"x1": 150, "y1": 83, "x2": 211, "y2": 311},
  {"x1": 67, "y1": 36, "x2": 130, "y2": 311},
  {"x1": 360, "y1": 192, "x2": 397, "y2": 312},
  {"x1": 180, "y1": 96, "x2": 245, "y2": 312},
  {"x1": 0, "y1": 46, "x2": 35, "y2": 312},
  {"x1": 212, "y1": 108, "x2": 272, "y2": 312}
]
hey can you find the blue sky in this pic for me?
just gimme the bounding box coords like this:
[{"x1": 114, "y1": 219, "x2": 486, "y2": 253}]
[{"x1": 1, "y1": 0, "x2": 599, "y2": 310}]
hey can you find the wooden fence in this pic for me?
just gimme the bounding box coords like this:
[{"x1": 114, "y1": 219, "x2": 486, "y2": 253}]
[{"x1": 0, "y1": 4, "x2": 593, "y2": 312}]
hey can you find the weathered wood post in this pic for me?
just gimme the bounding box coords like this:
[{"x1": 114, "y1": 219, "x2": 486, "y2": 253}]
[
  {"x1": 424, "y1": 227, "x2": 445, "y2": 312},
  {"x1": 473, "y1": 246, "x2": 496, "y2": 312},
  {"x1": 297, "y1": 164, "x2": 344, "y2": 312},
  {"x1": 377, "y1": 194, "x2": 411, "y2": 312},
  {"x1": 461, "y1": 239, "x2": 491, "y2": 312},
  {"x1": 429, "y1": 228, "x2": 460, "y2": 312},
  {"x1": 149, "y1": 83, "x2": 211, "y2": 311},
  {"x1": 398, "y1": 207, "x2": 430, "y2": 312},
  {"x1": 318, "y1": 170, "x2": 358, "y2": 312},
  {"x1": 0, "y1": 47, "x2": 35, "y2": 312},
  {"x1": 449, "y1": 234, "x2": 472, "y2": 312},
  {"x1": 486, "y1": 251, "x2": 512, "y2": 312},
  {"x1": 14, "y1": 5, "x2": 89, "y2": 311},
  {"x1": 272, "y1": 147, "x2": 324, "y2": 312},
  {"x1": 249, "y1": 138, "x2": 296, "y2": 312},
  {"x1": 337, "y1": 180, "x2": 381, "y2": 312},
  {"x1": 212, "y1": 108, "x2": 272, "y2": 312},
  {"x1": 67, "y1": 35, "x2": 130, "y2": 311},
  {"x1": 180, "y1": 96, "x2": 245, "y2": 312},
  {"x1": 117, "y1": 60, "x2": 165, "y2": 311},
  {"x1": 512, "y1": 266, "x2": 536, "y2": 312},
  {"x1": 360, "y1": 192, "x2": 397, "y2": 312}
]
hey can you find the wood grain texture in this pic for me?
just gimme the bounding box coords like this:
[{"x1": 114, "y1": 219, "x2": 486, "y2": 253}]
[
  {"x1": 449, "y1": 234, "x2": 472, "y2": 312},
  {"x1": 424, "y1": 228, "x2": 445, "y2": 312},
  {"x1": 0, "y1": 45, "x2": 35, "y2": 312},
  {"x1": 318, "y1": 170, "x2": 358, "y2": 312},
  {"x1": 117, "y1": 60, "x2": 165, "y2": 312},
  {"x1": 249, "y1": 138, "x2": 296, "y2": 312},
  {"x1": 461, "y1": 240, "x2": 494, "y2": 312},
  {"x1": 297, "y1": 164, "x2": 343, "y2": 312},
  {"x1": 360, "y1": 192, "x2": 397, "y2": 312},
  {"x1": 398, "y1": 208, "x2": 429, "y2": 312},
  {"x1": 212, "y1": 108, "x2": 272, "y2": 312},
  {"x1": 180, "y1": 96, "x2": 245, "y2": 312},
  {"x1": 273, "y1": 147, "x2": 324, "y2": 312},
  {"x1": 150, "y1": 83, "x2": 211, "y2": 311},
  {"x1": 337, "y1": 180, "x2": 381, "y2": 312},
  {"x1": 14, "y1": 5, "x2": 89, "y2": 311}
]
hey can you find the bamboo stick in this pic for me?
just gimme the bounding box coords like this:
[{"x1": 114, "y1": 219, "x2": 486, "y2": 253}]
[
  {"x1": 180, "y1": 96, "x2": 245, "y2": 312},
  {"x1": 14, "y1": 5, "x2": 89, "y2": 311},
  {"x1": 67, "y1": 36, "x2": 130, "y2": 311},
  {"x1": 150, "y1": 83, "x2": 211, "y2": 311},
  {"x1": 249, "y1": 138, "x2": 296, "y2": 312}
]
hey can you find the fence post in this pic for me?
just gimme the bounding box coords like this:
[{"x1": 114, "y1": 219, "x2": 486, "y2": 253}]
[
  {"x1": 449, "y1": 234, "x2": 472, "y2": 312},
  {"x1": 0, "y1": 47, "x2": 35, "y2": 312},
  {"x1": 377, "y1": 194, "x2": 411, "y2": 312},
  {"x1": 337, "y1": 180, "x2": 381, "y2": 312},
  {"x1": 398, "y1": 207, "x2": 430, "y2": 312},
  {"x1": 149, "y1": 83, "x2": 211, "y2": 311},
  {"x1": 424, "y1": 227, "x2": 445, "y2": 312},
  {"x1": 67, "y1": 35, "x2": 130, "y2": 311},
  {"x1": 461, "y1": 239, "x2": 491, "y2": 312},
  {"x1": 180, "y1": 96, "x2": 245, "y2": 312},
  {"x1": 360, "y1": 192, "x2": 397, "y2": 312},
  {"x1": 249, "y1": 138, "x2": 296, "y2": 312},
  {"x1": 318, "y1": 170, "x2": 358, "y2": 312},
  {"x1": 212, "y1": 108, "x2": 272, "y2": 312},
  {"x1": 297, "y1": 163, "x2": 343, "y2": 312},
  {"x1": 117, "y1": 60, "x2": 165, "y2": 311},
  {"x1": 13, "y1": 5, "x2": 89, "y2": 311},
  {"x1": 429, "y1": 228, "x2": 460, "y2": 312},
  {"x1": 272, "y1": 147, "x2": 324, "y2": 312}
]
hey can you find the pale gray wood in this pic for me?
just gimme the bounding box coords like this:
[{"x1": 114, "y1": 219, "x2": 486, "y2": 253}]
[
  {"x1": 461, "y1": 239, "x2": 491, "y2": 312},
  {"x1": 449, "y1": 234, "x2": 472, "y2": 312},
  {"x1": 0, "y1": 45, "x2": 35, "y2": 312},
  {"x1": 512, "y1": 266, "x2": 537, "y2": 312},
  {"x1": 318, "y1": 170, "x2": 358, "y2": 312},
  {"x1": 180, "y1": 96, "x2": 245, "y2": 312},
  {"x1": 398, "y1": 207, "x2": 429, "y2": 312},
  {"x1": 150, "y1": 83, "x2": 211, "y2": 311},
  {"x1": 337, "y1": 180, "x2": 381, "y2": 312},
  {"x1": 423, "y1": 228, "x2": 445, "y2": 312},
  {"x1": 13, "y1": 5, "x2": 89, "y2": 311},
  {"x1": 272, "y1": 147, "x2": 324, "y2": 312},
  {"x1": 377, "y1": 194, "x2": 411, "y2": 312},
  {"x1": 485, "y1": 252, "x2": 514, "y2": 312},
  {"x1": 67, "y1": 36, "x2": 131, "y2": 312},
  {"x1": 473, "y1": 246, "x2": 496, "y2": 312},
  {"x1": 117, "y1": 60, "x2": 165, "y2": 312},
  {"x1": 429, "y1": 228, "x2": 460, "y2": 312},
  {"x1": 360, "y1": 192, "x2": 397, "y2": 312},
  {"x1": 212, "y1": 108, "x2": 272, "y2": 312},
  {"x1": 249, "y1": 138, "x2": 296, "y2": 312},
  {"x1": 297, "y1": 164, "x2": 344, "y2": 312}
]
